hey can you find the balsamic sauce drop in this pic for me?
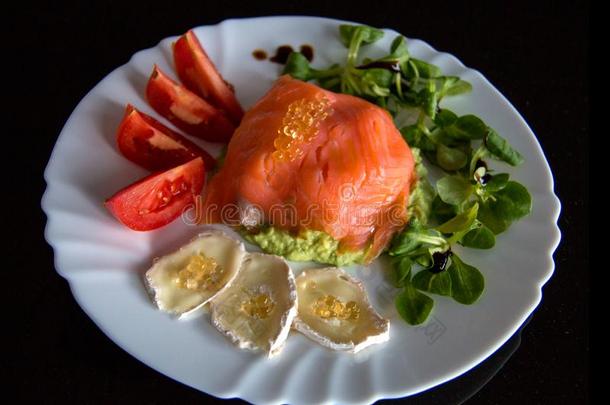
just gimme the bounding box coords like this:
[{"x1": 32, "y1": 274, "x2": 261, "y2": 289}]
[
  {"x1": 357, "y1": 60, "x2": 401, "y2": 72},
  {"x1": 252, "y1": 49, "x2": 268, "y2": 60},
  {"x1": 270, "y1": 45, "x2": 295, "y2": 64},
  {"x1": 256, "y1": 44, "x2": 315, "y2": 64},
  {"x1": 429, "y1": 251, "x2": 452, "y2": 274},
  {"x1": 299, "y1": 44, "x2": 314, "y2": 62}
]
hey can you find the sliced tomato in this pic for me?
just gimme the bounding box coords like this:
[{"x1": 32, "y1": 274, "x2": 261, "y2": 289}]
[
  {"x1": 105, "y1": 158, "x2": 205, "y2": 231},
  {"x1": 173, "y1": 30, "x2": 244, "y2": 124},
  {"x1": 117, "y1": 104, "x2": 216, "y2": 170},
  {"x1": 146, "y1": 65, "x2": 235, "y2": 143}
]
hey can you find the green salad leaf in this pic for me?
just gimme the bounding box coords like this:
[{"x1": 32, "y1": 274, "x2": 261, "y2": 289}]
[
  {"x1": 460, "y1": 224, "x2": 496, "y2": 249},
  {"x1": 436, "y1": 203, "x2": 479, "y2": 234},
  {"x1": 434, "y1": 109, "x2": 458, "y2": 127},
  {"x1": 407, "y1": 148, "x2": 436, "y2": 225},
  {"x1": 406, "y1": 58, "x2": 442, "y2": 79},
  {"x1": 447, "y1": 255, "x2": 485, "y2": 304},
  {"x1": 442, "y1": 115, "x2": 487, "y2": 141},
  {"x1": 339, "y1": 24, "x2": 384, "y2": 48},
  {"x1": 395, "y1": 281, "x2": 434, "y2": 325},
  {"x1": 390, "y1": 256, "x2": 413, "y2": 287},
  {"x1": 478, "y1": 181, "x2": 532, "y2": 234},
  {"x1": 437, "y1": 176, "x2": 474, "y2": 206},
  {"x1": 283, "y1": 52, "x2": 315, "y2": 81},
  {"x1": 484, "y1": 173, "x2": 510, "y2": 192},
  {"x1": 485, "y1": 128, "x2": 525, "y2": 166},
  {"x1": 436, "y1": 144, "x2": 468, "y2": 171},
  {"x1": 412, "y1": 269, "x2": 452, "y2": 296},
  {"x1": 442, "y1": 78, "x2": 472, "y2": 96}
]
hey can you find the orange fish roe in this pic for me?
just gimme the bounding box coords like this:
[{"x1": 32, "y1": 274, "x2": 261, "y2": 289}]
[
  {"x1": 240, "y1": 293, "x2": 276, "y2": 319},
  {"x1": 312, "y1": 295, "x2": 360, "y2": 320},
  {"x1": 273, "y1": 95, "x2": 332, "y2": 161},
  {"x1": 176, "y1": 253, "x2": 223, "y2": 291}
]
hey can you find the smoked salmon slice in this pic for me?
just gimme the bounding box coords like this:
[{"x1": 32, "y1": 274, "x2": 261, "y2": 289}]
[{"x1": 202, "y1": 75, "x2": 415, "y2": 262}]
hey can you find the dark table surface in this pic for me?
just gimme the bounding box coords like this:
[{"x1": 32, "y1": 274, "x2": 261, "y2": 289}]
[{"x1": 10, "y1": 0, "x2": 588, "y2": 403}]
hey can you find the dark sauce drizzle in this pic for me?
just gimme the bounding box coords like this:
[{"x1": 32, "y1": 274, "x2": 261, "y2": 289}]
[
  {"x1": 357, "y1": 60, "x2": 401, "y2": 72},
  {"x1": 256, "y1": 44, "x2": 315, "y2": 64},
  {"x1": 474, "y1": 159, "x2": 488, "y2": 171},
  {"x1": 270, "y1": 45, "x2": 295, "y2": 64},
  {"x1": 429, "y1": 251, "x2": 452, "y2": 273},
  {"x1": 299, "y1": 44, "x2": 314, "y2": 62},
  {"x1": 252, "y1": 49, "x2": 267, "y2": 60},
  {"x1": 480, "y1": 173, "x2": 493, "y2": 185}
]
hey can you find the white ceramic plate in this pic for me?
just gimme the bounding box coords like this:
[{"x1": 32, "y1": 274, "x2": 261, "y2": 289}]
[{"x1": 42, "y1": 16, "x2": 561, "y2": 404}]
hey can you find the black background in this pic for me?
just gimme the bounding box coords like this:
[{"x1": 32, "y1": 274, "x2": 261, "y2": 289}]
[{"x1": 9, "y1": 0, "x2": 588, "y2": 403}]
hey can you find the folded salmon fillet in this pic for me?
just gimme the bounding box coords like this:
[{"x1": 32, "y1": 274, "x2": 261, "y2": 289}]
[{"x1": 202, "y1": 75, "x2": 415, "y2": 263}]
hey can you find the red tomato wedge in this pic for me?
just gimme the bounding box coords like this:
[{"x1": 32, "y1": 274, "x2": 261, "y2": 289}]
[
  {"x1": 117, "y1": 104, "x2": 216, "y2": 170},
  {"x1": 173, "y1": 30, "x2": 244, "y2": 124},
  {"x1": 146, "y1": 65, "x2": 235, "y2": 143},
  {"x1": 105, "y1": 158, "x2": 205, "y2": 231}
]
